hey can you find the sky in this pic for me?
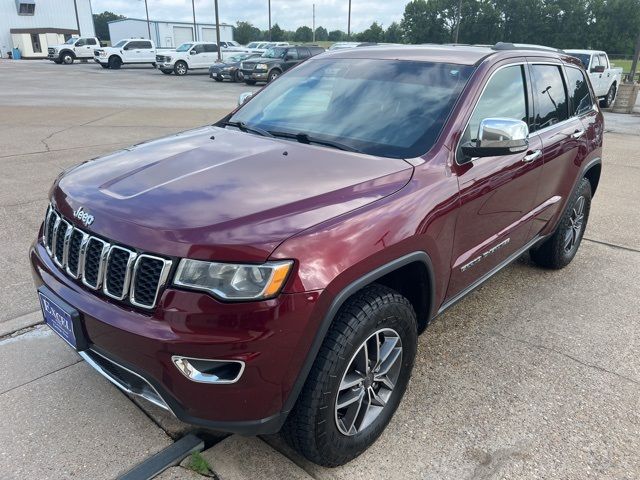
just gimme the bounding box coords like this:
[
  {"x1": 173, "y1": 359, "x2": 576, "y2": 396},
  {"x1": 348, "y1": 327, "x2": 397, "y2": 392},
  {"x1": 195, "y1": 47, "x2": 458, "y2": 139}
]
[{"x1": 91, "y1": 0, "x2": 407, "y2": 33}]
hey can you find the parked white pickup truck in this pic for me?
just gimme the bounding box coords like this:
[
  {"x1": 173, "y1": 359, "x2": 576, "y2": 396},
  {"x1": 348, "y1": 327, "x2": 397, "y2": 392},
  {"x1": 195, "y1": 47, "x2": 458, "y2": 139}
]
[
  {"x1": 94, "y1": 39, "x2": 156, "y2": 69},
  {"x1": 565, "y1": 50, "x2": 623, "y2": 107},
  {"x1": 156, "y1": 42, "x2": 223, "y2": 76},
  {"x1": 48, "y1": 36, "x2": 100, "y2": 64}
]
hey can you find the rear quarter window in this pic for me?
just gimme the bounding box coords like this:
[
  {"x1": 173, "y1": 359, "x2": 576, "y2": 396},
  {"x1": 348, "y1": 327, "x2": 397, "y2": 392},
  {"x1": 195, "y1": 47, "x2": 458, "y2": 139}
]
[{"x1": 566, "y1": 67, "x2": 594, "y2": 116}]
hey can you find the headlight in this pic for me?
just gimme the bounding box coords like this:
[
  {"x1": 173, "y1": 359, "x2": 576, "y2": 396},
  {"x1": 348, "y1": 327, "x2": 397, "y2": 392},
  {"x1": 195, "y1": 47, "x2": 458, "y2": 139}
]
[
  {"x1": 166, "y1": 57, "x2": 172, "y2": 62},
  {"x1": 255, "y1": 63, "x2": 269, "y2": 70},
  {"x1": 174, "y1": 259, "x2": 293, "y2": 300}
]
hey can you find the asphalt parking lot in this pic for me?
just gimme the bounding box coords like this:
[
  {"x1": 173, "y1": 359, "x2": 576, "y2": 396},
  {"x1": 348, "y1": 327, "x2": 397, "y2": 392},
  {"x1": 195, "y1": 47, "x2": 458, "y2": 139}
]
[{"x1": 0, "y1": 59, "x2": 639, "y2": 480}]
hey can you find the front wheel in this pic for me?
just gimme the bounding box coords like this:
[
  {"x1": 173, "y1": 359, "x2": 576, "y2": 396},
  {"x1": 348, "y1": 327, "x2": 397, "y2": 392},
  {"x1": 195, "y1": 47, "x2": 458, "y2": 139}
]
[
  {"x1": 61, "y1": 53, "x2": 74, "y2": 65},
  {"x1": 234, "y1": 70, "x2": 244, "y2": 83},
  {"x1": 530, "y1": 177, "x2": 591, "y2": 269},
  {"x1": 174, "y1": 61, "x2": 188, "y2": 76},
  {"x1": 283, "y1": 284, "x2": 417, "y2": 467},
  {"x1": 100, "y1": 63, "x2": 109, "y2": 69},
  {"x1": 108, "y1": 56, "x2": 122, "y2": 69},
  {"x1": 53, "y1": 58, "x2": 63, "y2": 65},
  {"x1": 601, "y1": 84, "x2": 617, "y2": 108},
  {"x1": 268, "y1": 69, "x2": 281, "y2": 82},
  {"x1": 160, "y1": 69, "x2": 172, "y2": 74}
]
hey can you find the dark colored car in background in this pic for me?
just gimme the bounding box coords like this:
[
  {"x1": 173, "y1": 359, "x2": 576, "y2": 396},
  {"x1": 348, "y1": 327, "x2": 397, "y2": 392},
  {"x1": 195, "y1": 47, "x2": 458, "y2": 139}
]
[
  {"x1": 31, "y1": 43, "x2": 603, "y2": 467},
  {"x1": 209, "y1": 53, "x2": 262, "y2": 82},
  {"x1": 240, "y1": 45, "x2": 325, "y2": 84}
]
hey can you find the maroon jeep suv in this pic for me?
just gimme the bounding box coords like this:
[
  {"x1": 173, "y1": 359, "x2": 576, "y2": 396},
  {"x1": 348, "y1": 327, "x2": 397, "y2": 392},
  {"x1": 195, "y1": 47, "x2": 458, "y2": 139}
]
[{"x1": 31, "y1": 43, "x2": 603, "y2": 466}]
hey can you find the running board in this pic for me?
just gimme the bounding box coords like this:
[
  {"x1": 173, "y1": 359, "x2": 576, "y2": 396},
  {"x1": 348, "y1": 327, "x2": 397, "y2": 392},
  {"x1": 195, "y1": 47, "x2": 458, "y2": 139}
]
[
  {"x1": 117, "y1": 434, "x2": 204, "y2": 480},
  {"x1": 438, "y1": 235, "x2": 544, "y2": 315}
]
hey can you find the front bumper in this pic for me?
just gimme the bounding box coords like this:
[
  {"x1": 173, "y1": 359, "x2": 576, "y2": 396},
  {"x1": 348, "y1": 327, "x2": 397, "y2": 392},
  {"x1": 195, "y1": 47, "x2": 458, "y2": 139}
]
[
  {"x1": 241, "y1": 70, "x2": 268, "y2": 81},
  {"x1": 157, "y1": 62, "x2": 174, "y2": 70},
  {"x1": 30, "y1": 239, "x2": 322, "y2": 434},
  {"x1": 94, "y1": 57, "x2": 107, "y2": 65}
]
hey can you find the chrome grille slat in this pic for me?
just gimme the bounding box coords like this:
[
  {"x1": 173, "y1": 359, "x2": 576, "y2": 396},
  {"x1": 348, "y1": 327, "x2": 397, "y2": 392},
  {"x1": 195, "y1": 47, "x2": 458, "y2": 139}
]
[{"x1": 42, "y1": 206, "x2": 169, "y2": 309}]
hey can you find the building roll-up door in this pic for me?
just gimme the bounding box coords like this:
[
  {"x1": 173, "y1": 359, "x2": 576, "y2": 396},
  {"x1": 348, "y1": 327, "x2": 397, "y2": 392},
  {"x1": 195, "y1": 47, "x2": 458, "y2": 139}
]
[
  {"x1": 173, "y1": 26, "x2": 193, "y2": 47},
  {"x1": 202, "y1": 28, "x2": 216, "y2": 42}
]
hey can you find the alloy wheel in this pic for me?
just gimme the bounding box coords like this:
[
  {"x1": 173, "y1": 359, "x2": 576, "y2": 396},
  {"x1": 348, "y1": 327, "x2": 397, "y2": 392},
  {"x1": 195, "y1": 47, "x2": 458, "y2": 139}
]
[
  {"x1": 335, "y1": 328, "x2": 403, "y2": 436},
  {"x1": 563, "y1": 195, "x2": 585, "y2": 253}
]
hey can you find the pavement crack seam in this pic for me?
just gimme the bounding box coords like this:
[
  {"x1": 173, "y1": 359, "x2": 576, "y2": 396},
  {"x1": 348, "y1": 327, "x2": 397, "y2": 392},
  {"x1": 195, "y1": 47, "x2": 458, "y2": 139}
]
[
  {"x1": 0, "y1": 141, "x2": 130, "y2": 159},
  {"x1": 0, "y1": 358, "x2": 82, "y2": 397},
  {"x1": 583, "y1": 237, "x2": 640, "y2": 254},
  {"x1": 123, "y1": 390, "x2": 174, "y2": 440},
  {"x1": 485, "y1": 329, "x2": 640, "y2": 387}
]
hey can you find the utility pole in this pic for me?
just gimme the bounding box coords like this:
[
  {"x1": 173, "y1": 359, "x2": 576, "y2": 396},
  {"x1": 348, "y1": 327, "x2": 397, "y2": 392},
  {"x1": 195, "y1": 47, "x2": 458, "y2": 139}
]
[
  {"x1": 312, "y1": 4, "x2": 315, "y2": 43},
  {"x1": 214, "y1": 0, "x2": 221, "y2": 61},
  {"x1": 192, "y1": 0, "x2": 198, "y2": 41},
  {"x1": 268, "y1": 0, "x2": 272, "y2": 41},
  {"x1": 347, "y1": 0, "x2": 351, "y2": 38},
  {"x1": 72, "y1": 0, "x2": 81, "y2": 36},
  {"x1": 143, "y1": 0, "x2": 151, "y2": 40},
  {"x1": 453, "y1": 0, "x2": 462, "y2": 43},
  {"x1": 629, "y1": 34, "x2": 640, "y2": 83}
]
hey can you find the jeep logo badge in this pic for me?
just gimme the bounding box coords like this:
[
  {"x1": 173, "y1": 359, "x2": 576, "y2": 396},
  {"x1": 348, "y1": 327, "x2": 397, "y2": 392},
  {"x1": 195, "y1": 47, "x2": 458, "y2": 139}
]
[{"x1": 73, "y1": 207, "x2": 95, "y2": 227}]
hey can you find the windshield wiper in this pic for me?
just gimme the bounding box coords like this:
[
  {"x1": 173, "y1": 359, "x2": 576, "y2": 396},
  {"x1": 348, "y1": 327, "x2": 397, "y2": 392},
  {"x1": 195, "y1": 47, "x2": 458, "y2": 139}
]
[
  {"x1": 268, "y1": 131, "x2": 362, "y2": 153},
  {"x1": 220, "y1": 121, "x2": 274, "y2": 138}
]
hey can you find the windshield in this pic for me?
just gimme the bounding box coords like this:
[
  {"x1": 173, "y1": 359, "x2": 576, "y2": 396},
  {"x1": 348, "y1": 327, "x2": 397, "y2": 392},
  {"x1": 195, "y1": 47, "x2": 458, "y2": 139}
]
[
  {"x1": 65, "y1": 38, "x2": 77, "y2": 45},
  {"x1": 246, "y1": 42, "x2": 259, "y2": 48},
  {"x1": 571, "y1": 53, "x2": 591, "y2": 69},
  {"x1": 262, "y1": 47, "x2": 286, "y2": 59},
  {"x1": 113, "y1": 40, "x2": 127, "y2": 48},
  {"x1": 176, "y1": 43, "x2": 194, "y2": 52},
  {"x1": 229, "y1": 54, "x2": 249, "y2": 62},
  {"x1": 230, "y1": 58, "x2": 473, "y2": 158}
]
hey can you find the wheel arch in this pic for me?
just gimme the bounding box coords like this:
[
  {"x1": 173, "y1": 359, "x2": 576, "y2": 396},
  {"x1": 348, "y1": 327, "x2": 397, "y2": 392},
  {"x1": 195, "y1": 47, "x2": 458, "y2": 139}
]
[
  {"x1": 280, "y1": 251, "x2": 436, "y2": 418},
  {"x1": 583, "y1": 158, "x2": 602, "y2": 197},
  {"x1": 60, "y1": 49, "x2": 75, "y2": 58},
  {"x1": 108, "y1": 54, "x2": 122, "y2": 63}
]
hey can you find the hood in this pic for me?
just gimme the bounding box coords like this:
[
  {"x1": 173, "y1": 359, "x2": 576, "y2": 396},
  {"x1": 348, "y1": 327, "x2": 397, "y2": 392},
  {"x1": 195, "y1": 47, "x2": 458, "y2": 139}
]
[{"x1": 52, "y1": 127, "x2": 413, "y2": 262}]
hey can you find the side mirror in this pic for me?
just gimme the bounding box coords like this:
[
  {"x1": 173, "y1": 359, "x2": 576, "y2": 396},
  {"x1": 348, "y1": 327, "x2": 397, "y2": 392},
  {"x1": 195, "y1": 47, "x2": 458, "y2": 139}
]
[
  {"x1": 461, "y1": 118, "x2": 529, "y2": 160},
  {"x1": 238, "y1": 92, "x2": 254, "y2": 106},
  {"x1": 190, "y1": 50, "x2": 197, "y2": 55},
  {"x1": 123, "y1": 45, "x2": 129, "y2": 50},
  {"x1": 591, "y1": 65, "x2": 605, "y2": 73}
]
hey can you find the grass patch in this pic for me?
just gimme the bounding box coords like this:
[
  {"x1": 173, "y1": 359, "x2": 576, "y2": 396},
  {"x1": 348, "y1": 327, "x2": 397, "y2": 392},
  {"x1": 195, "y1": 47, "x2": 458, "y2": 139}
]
[
  {"x1": 186, "y1": 451, "x2": 213, "y2": 476},
  {"x1": 610, "y1": 59, "x2": 633, "y2": 73}
]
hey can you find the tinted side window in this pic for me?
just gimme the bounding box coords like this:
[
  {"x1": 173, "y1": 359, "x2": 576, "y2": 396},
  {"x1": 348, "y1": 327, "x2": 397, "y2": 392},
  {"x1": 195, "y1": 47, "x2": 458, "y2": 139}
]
[
  {"x1": 286, "y1": 49, "x2": 299, "y2": 60},
  {"x1": 140, "y1": 41, "x2": 152, "y2": 49},
  {"x1": 204, "y1": 44, "x2": 218, "y2": 53},
  {"x1": 309, "y1": 47, "x2": 324, "y2": 56},
  {"x1": 566, "y1": 67, "x2": 593, "y2": 116},
  {"x1": 192, "y1": 44, "x2": 205, "y2": 54},
  {"x1": 86, "y1": 38, "x2": 97, "y2": 45},
  {"x1": 298, "y1": 48, "x2": 311, "y2": 59},
  {"x1": 75, "y1": 39, "x2": 86, "y2": 46},
  {"x1": 464, "y1": 65, "x2": 528, "y2": 142},
  {"x1": 531, "y1": 64, "x2": 568, "y2": 131}
]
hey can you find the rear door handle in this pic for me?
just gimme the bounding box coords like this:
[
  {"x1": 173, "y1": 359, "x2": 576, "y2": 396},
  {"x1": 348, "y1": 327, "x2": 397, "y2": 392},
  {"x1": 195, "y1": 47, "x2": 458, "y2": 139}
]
[
  {"x1": 523, "y1": 149, "x2": 542, "y2": 163},
  {"x1": 571, "y1": 129, "x2": 585, "y2": 139}
]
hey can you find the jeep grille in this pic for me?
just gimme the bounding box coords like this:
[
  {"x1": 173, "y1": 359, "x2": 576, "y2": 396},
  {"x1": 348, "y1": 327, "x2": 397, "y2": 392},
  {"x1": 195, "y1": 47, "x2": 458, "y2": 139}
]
[{"x1": 42, "y1": 206, "x2": 172, "y2": 309}]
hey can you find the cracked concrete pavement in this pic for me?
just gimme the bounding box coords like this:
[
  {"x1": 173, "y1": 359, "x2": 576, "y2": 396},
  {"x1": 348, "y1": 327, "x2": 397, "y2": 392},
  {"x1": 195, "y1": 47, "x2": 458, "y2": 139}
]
[{"x1": 0, "y1": 60, "x2": 638, "y2": 479}]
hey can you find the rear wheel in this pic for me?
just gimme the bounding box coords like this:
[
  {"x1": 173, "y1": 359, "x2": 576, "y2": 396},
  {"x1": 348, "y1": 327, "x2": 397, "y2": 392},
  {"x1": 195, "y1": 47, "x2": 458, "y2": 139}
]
[
  {"x1": 601, "y1": 83, "x2": 617, "y2": 108},
  {"x1": 174, "y1": 61, "x2": 188, "y2": 76},
  {"x1": 268, "y1": 69, "x2": 281, "y2": 82},
  {"x1": 108, "y1": 56, "x2": 122, "y2": 69},
  {"x1": 61, "y1": 53, "x2": 74, "y2": 65},
  {"x1": 283, "y1": 284, "x2": 418, "y2": 467},
  {"x1": 530, "y1": 177, "x2": 591, "y2": 269}
]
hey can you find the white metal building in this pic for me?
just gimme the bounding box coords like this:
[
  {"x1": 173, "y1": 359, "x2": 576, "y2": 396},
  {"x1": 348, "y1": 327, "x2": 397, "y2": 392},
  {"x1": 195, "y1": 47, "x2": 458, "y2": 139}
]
[
  {"x1": 108, "y1": 18, "x2": 234, "y2": 48},
  {"x1": 0, "y1": 0, "x2": 95, "y2": 58}
]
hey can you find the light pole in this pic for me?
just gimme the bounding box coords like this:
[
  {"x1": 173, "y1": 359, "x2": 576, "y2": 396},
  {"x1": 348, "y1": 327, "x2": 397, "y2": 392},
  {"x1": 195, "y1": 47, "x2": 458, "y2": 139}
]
[
  {"x1": 214, "y1": 0, "x2": 221, "y2": 61},
  {"x1": 192, "y1": 0, "x2": 198, "y2": 41},
  {"x1": 347, "y1": 0, "x2": 351, "y2": 39},
  {"x1": 268, "y1": 0, "x2": 272, "y2": 41},
  {"x1": 143, "y1": 0, "x2": 151, "y2": 40},
  {"x1": 312, "y1": 4, "x2": 315, "y2": 42}
]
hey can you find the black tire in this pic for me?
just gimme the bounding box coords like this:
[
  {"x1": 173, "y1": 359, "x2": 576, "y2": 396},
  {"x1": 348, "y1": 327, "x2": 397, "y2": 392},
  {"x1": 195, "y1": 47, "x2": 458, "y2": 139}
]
[
  {"x1": 234, "y1": 70, "x2": 243, "y2": 83},
  {"x1": 53, "y1": 58, "x2": 63, "y2": 65},
  {"x1": 214, "y1": 76, "x2": 223, "y2": 82},
  {"x1": 100, "y1": 63, "x2": 109, "y2": 69},
  {"x1": 530, "y1": 177, "x2": 591, "y2": 269},
  {"x1": 283, "y1": 284, "x2": 418, "y2": 467},
  {"x1": 601, "y1": 83, "x2": 617, "y2": 108},
  {"x1": 108, "y1": 56, "x2": 122, "y2": 69},
  {"x1": 61, "y1": 52, "x2": 74, "y2": 65},
  {"x1": 268, "y1": 69, "x2": 281, "y2": 82},
  {"x1": 245, "y1": 79, "x2": 256, "y2": 85},
  {"x1": 174, "y1": 61, "x2": 188, "y2": 76},
  {"x1": 160, "y1": 69, "x2": 172, "y2": 74}
]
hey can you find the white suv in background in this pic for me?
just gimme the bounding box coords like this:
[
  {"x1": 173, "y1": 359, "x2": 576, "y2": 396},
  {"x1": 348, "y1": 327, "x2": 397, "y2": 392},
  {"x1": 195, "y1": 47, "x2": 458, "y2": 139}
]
[
  {"x1": 94, "y1": 39, "x2": 156, "y2": 69},
  {"x1": 156, "y1": 42, "x2": 220, "y2": 76}
]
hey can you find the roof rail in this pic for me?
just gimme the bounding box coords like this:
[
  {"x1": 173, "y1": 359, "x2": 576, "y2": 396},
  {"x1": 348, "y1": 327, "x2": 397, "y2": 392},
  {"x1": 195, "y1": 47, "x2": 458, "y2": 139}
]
[{"x1": 492, "y1": 42, "x2": 565, "y2": 54}]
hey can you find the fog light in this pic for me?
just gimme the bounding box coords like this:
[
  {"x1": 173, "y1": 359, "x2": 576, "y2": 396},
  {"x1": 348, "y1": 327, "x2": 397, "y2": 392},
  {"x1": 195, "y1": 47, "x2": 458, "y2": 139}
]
[{"x1": 172, "y1": 356, "x2": 245, "y2": 384}]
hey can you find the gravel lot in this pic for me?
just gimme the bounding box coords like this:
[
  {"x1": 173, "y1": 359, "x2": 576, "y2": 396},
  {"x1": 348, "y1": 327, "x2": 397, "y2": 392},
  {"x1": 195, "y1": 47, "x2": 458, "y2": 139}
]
[{"x1": 0, "y1": 59, "x2": 638, "y2": 480}]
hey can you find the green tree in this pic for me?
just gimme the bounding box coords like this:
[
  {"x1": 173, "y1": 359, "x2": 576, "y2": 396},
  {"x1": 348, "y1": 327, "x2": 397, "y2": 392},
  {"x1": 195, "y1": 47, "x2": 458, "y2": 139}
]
[
  {"x1": 328, "y1": 30, "x2": 346, "y2": 41},
  {"x1": 401, "y1": 0, "x2": 449, "y2": 44},
  {"x1": 270, "y1": 23, "x2": 285, "y2": 41},
  {"x1": 385, "y1": 22, "x2": 404, "y2": 43},
  {"x1": 294, "y1": 26, "x2": 314, "y2": 42},
  {"x1": 315, "y1": 26, "x2": 329, "y2": 41},
  {"x1": 357, "y1": 21, "x2": 385, "y2": 42},
  {"x1": 235, "y1": 21, "x2": 261, "y2": 45},
  {"x1": 92, "y1": 11, "x2": 124, "y2": 42}
]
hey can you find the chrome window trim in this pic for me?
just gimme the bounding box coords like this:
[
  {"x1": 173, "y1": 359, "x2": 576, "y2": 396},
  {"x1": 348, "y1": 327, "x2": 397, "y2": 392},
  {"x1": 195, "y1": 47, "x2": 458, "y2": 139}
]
[
  {"x1": 81, "y1": 237, "x2": 110, "y2": 290},
  {"x1": 130, "y1": 254, "x2": 173, "y2": 309},
  {"x1": 103, "y1": 245, "x2": 137, "y2": 301},
  {"x1": 65, "y1": 229, "x2": 90, "y2": 279}
]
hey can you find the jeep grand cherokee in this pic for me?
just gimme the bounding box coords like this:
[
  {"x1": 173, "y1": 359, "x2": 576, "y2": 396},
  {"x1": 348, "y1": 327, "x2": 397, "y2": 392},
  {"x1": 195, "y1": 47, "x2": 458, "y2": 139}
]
[{"x1": 31, "y1": 43, "x2": 603, "y2": 466}]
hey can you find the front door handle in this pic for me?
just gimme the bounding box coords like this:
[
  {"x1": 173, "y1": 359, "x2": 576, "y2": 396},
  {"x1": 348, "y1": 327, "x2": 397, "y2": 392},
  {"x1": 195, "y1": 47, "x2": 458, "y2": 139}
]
[
  {"x1": 571, "y1": 129, "x2": 585, "y2": 139},
  {"x1": 523, "y1": 149, "x2": 542, "y2": 163}
]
